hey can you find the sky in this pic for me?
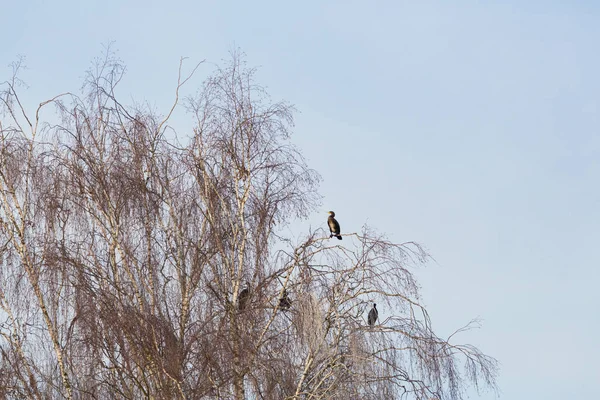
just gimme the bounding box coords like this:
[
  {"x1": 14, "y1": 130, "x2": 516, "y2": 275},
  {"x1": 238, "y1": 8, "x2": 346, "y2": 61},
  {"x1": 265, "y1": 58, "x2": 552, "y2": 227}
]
[{"x1": 3, "y1": 1, "x2": 600, "y2": 398}]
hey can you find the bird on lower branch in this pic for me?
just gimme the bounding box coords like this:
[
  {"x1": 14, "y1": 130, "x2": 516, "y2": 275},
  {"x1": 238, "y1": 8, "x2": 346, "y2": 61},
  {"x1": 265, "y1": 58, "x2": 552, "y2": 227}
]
[{"x1": 368, "y1": 303, "x2": 378, "y2": 326}]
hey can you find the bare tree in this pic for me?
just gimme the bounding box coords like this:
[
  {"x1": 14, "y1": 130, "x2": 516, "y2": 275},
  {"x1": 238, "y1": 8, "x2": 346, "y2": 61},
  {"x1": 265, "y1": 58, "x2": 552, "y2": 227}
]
[{"x1": 0, "y1": 49, "x2": 498, "y2": 399}]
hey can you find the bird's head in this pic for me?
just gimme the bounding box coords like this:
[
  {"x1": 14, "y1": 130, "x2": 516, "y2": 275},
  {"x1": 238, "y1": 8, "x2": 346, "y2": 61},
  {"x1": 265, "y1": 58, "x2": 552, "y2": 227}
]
[
  {"x1": 373, "y1": 303, "x2": 377, "y2": 308},
  {"x1": 328, "y1": 211, "x2": 335, "y2": 217}
]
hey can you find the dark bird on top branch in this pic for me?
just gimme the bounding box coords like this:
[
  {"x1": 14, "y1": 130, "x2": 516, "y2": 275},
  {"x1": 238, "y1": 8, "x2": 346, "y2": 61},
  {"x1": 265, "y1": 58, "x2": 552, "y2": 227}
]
[{"x1": 328, "y1": 211, "x2": 342, "y2": 240}]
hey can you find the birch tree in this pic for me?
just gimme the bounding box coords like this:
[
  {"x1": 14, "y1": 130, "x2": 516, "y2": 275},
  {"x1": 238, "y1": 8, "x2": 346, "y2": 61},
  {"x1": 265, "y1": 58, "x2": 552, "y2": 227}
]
[{"x1": 0, "y1": 50, "x2": 498, "y2": 400}]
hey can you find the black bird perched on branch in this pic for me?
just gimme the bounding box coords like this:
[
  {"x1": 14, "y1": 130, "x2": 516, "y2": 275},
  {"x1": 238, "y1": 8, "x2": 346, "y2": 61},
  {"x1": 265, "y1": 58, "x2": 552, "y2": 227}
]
[
  {"x1": 368, "y1": 303, "x2": 378, "y2": 326},
  {"x1": 238, "y1": 286, "x2": 250, "y2": 311},
  {"x1": 279, "y1": 289, "x2": 291, "y2": 310},
  {"x1": 328, "y1": 211, "x2": 342, "y2": 240}
]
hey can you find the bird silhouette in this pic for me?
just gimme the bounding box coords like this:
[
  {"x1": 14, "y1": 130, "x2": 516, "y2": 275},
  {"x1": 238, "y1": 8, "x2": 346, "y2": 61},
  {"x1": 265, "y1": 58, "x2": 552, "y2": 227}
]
[
  {"x1": 238, "y1": 286, "x2": 250, "y2": 311},
  {"x1": 368, "y1": 303, "x2": 378, "y2": 326},
  {"x1": 328, "y1": 211, "x2": 342, "y2": 240},
  {"x1": 279, "y1": 289, "x2": 292, "y2": 310}
]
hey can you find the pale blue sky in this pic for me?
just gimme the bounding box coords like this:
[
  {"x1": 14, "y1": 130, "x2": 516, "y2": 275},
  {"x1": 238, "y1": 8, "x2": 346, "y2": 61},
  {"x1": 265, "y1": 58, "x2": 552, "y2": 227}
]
[{"x1": 4, "y1": 1, "x2": 600, "y2": 398}]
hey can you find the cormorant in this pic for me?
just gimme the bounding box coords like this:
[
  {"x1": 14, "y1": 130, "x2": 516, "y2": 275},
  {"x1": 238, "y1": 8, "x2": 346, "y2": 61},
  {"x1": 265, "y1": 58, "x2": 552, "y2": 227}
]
[
  {"x1": 368, "y1": 303, "x2": 378, "y2": 326},
  {"x1": 238, "y1": 287, "x2": 250, "y2": 311},
  {"x1": 279, "y1": 289, "x2": 292, "y2": 310},
  {"x1": 328, "y1": 211, "x2": 342, "y2": 240}
]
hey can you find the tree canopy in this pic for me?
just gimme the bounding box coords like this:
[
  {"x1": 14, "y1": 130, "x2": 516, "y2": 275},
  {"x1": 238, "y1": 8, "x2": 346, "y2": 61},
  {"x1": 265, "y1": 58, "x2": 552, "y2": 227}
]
[{"x1": 0, "y1": 50, "x2": 498, "y2": 399}]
